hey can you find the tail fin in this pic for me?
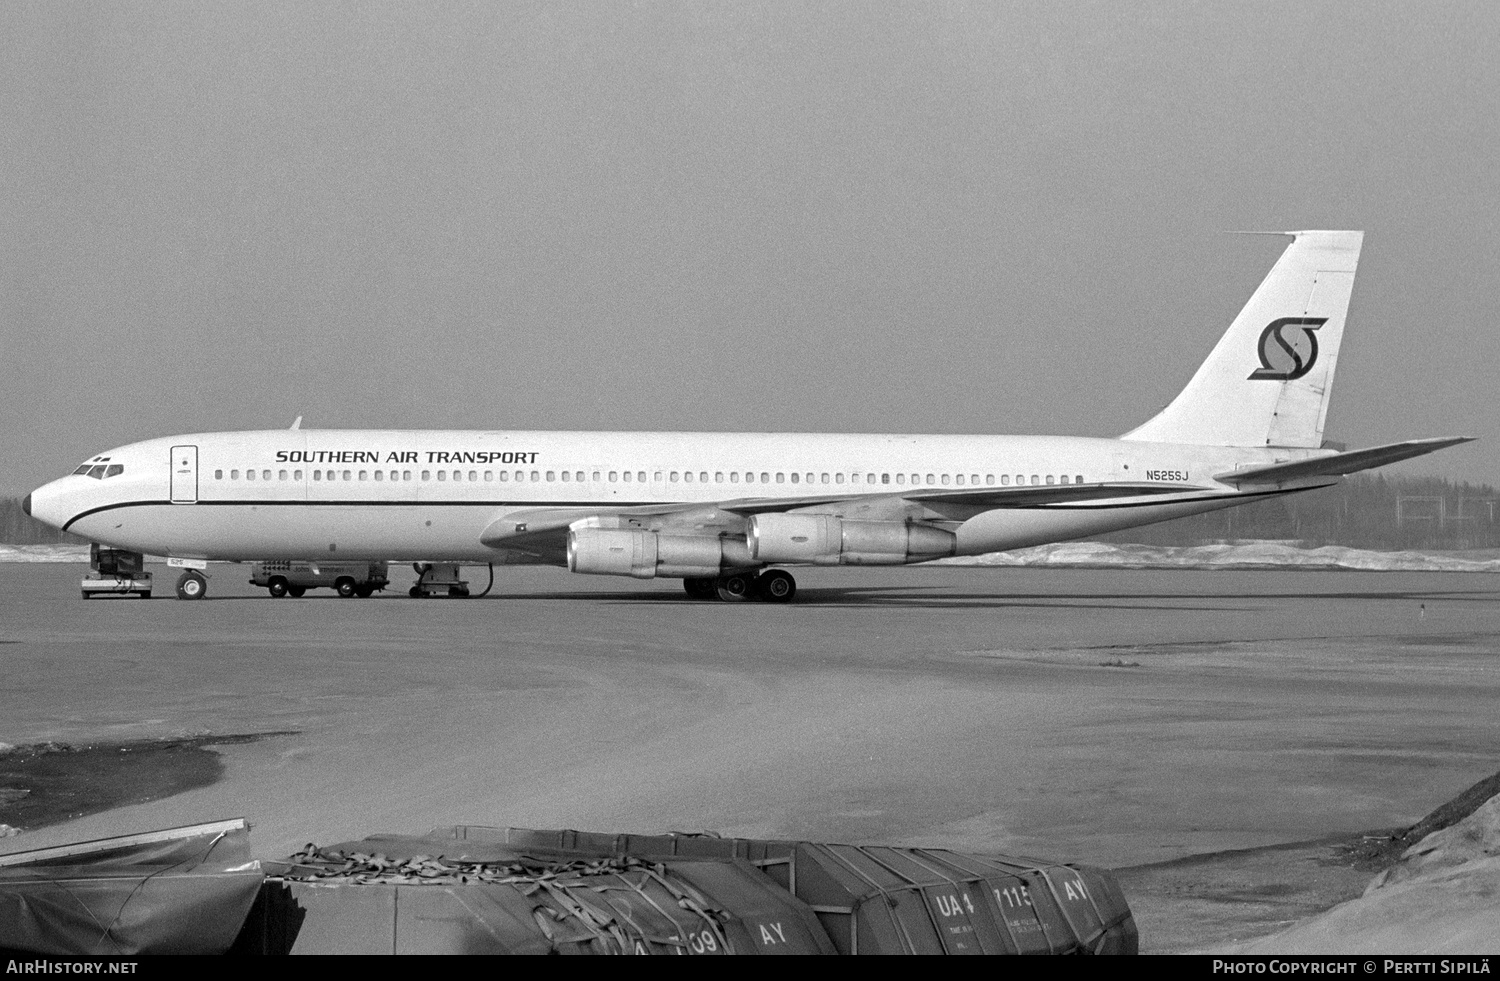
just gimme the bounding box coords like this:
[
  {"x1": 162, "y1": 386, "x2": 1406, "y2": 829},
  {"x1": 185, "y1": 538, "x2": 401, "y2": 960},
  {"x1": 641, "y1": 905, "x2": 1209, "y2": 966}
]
[{"x1": 1122, "y1": 230, "x2": 1363, "y2": 447}]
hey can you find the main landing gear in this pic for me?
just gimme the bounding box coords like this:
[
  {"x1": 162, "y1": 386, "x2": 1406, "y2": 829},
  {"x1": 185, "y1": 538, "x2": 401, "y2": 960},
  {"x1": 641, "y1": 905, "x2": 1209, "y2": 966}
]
[{"x1": 683, "y1": 569, "x2": 797, "y2": 603}]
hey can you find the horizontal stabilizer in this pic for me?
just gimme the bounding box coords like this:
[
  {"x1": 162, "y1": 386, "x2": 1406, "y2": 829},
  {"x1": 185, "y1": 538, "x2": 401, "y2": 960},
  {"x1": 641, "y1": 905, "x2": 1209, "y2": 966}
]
[{"x1": 1214, "y1": 437, "x2": 1474, "y2": 486}]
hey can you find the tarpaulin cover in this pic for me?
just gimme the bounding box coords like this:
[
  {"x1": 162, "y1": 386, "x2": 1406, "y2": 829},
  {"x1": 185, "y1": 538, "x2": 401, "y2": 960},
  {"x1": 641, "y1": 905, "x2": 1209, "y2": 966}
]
[
  {"x1": 0, "y1": 818, "x2": 264, "y2": 955},
  {"x1": 248, "y1": 840, "x2": 834, "y2": 955},
  {"x1": 437, "y1": 826, "x2": 1138, "y2": 955}
]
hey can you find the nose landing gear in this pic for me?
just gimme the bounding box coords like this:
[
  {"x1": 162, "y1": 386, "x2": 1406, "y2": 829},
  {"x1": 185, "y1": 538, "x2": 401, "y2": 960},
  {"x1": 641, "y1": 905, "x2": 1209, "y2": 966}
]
[{"x1": 175, "y1": 570, "x2": 208, "y2": 600}]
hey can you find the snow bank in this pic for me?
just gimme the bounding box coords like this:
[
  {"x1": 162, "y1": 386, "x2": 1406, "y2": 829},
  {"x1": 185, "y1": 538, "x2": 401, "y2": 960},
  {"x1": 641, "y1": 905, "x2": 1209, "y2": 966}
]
[
  {"x1": 937, "y1": 541, "x2": 1500, "y2": 573},
  {"x1": 0, "y1": 544, "x2": 92, "y2": 563},
  {"x1": 1223, "y1": 793, "x2": 1500, "y2": 955}
]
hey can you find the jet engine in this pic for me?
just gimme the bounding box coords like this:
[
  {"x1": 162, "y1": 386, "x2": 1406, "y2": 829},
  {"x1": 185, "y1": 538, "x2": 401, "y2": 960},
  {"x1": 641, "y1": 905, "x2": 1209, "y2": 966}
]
[
  {"x1": 748, "y1": 514, "x2": 957, "y2": 565},
  {"x1": 567, "y1": 528, "x2": 751, "y2": 579}
]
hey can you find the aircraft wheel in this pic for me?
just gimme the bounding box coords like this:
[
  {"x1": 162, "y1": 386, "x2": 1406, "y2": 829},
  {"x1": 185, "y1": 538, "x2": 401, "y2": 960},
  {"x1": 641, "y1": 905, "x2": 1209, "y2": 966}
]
[
  {"x1": 757, "y1": 570, "x2": 797, "y2": 603},
  {"x1": 449, "y1": 585, "x2": 469, "y2": 598},
  {"x1": 409, "y1": 585, "x2": 423, "y2": 598},
  {"x1": 175, "y1": 571, "x2": 207, "y2": 601},
  {"x1": 335, "y1": 577, "x2": 357, "y2": 598},
  {"x1": 355, "y1": 585, "x2": 374, "y2": 598},
  {"x1": 287, "y1": 585, "x2": 306, "y2": 598},
  {"x1": 715, "y1": 572, "x2": 756, "y2": 602},
  {"x1": 683, "y1": 577, "x2": 717, "y2": 599},
  {"x1": 267, "y1": 577, "x2": 289, "y2": 598}
]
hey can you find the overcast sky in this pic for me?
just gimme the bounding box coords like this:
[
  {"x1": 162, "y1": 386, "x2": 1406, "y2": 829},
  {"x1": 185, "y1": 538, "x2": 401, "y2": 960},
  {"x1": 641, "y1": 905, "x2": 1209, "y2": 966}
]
[{"x1": 2, "y1": 0, "x2": 1496, "y2": 496}]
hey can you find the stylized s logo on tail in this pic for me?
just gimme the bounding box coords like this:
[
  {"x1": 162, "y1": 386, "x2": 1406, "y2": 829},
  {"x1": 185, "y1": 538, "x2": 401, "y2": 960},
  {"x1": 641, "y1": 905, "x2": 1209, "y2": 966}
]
[{"x1": 1249, "y1": 317, "x2": 1327, "y2": 381}]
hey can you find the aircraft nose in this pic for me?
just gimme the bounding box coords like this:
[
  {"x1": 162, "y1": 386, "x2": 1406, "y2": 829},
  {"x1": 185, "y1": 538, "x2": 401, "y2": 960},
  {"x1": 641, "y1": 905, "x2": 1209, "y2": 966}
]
[{"x1": 21, "y1": 493, "x2": 30, "y2": 516}]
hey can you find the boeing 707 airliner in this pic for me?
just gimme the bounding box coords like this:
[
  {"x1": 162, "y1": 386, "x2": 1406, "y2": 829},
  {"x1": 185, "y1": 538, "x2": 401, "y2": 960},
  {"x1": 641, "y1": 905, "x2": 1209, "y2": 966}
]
[{"x1": 24, "y1": 231, "x2": 1471, "y2": 601}]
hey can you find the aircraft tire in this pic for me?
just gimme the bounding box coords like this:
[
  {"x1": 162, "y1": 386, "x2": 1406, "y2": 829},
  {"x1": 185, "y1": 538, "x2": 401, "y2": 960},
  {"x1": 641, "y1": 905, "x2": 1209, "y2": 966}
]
[
  {"x1": 355, "y1": 585, "x2": 374, "y2": 598},
  {"x1": 175, "y1": 571, "x2": 207, "y2": 601},
  {"x1": 683, "y1": 577, "x2": 717, "y2": 600},
  {"x1": 287, "y1": 585, "x2": 306, "y2": 598},
  {"x1": 335, "y1": 577, "x2": 357, "y2": 598},
  {"x1": 267, "y1": 577, "x2": 289, "y2": 598},
  {"x1": 409, "y1": 586, "x2": 423, "y2": 598},
  {"x1": 715, "y1": 573, "x2": 755, "y2": 602},
  {"x1": 757, "y1": 570, "x2": 796, "y2": 603}
]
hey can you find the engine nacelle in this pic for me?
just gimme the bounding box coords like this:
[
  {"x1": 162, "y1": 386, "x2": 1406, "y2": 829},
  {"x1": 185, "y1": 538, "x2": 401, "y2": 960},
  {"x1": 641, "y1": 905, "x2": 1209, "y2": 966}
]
[
  {"x1": 567, "y1": 528, "x2": 750, "y2": 579},
  {"x1": 748, "y1": 514, "x2": 956, "y2": 565}
]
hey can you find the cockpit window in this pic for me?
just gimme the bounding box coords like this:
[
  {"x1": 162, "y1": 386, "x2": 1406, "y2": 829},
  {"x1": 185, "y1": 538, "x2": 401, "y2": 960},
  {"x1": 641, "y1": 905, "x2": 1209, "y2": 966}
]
[
  {"x1": 86, "y1": 465, "x2": 106, "y2": 479},
  {"x1": 73, "y1": 465, "x2": 92, "y2": 475},
  {"x1": 105, "y1": 464, "x2": 124, "y2": 478}
]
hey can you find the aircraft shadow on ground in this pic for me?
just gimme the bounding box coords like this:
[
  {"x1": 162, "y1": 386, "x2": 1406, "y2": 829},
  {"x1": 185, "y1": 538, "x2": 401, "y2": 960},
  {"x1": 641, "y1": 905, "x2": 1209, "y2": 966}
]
[{"x1": 132, "y1": 585, "x2": 1498, "y2": 610}]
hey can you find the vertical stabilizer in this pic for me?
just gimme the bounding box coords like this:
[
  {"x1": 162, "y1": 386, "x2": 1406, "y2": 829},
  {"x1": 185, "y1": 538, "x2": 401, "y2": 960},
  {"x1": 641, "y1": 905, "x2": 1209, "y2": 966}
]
[{"x1": 1121, "y1": 230, "x2": 1363, "y2": 447}]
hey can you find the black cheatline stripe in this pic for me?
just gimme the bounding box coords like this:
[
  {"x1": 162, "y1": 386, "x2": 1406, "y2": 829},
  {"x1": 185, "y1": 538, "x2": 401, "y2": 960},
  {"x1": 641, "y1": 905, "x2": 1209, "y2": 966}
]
[
  {"x1": 60, "y1": 498, "x2": 655, "y2": 531},
  {"x1": 59, "y1": 485, "x2": 1317, "y2": 532}
]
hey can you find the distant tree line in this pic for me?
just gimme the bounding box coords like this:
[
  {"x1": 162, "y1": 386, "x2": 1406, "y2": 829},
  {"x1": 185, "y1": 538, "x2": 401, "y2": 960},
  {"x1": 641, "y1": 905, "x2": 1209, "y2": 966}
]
[
  {"x1": 0, "y1": 497, "x2": 85, "y2": 545},
  {"x1": 3, "y1": 473, "x2": 1497, "y2": 549},
  {"x1": 1101, "y1": 474, "x2": 1500, "y2": 549}
]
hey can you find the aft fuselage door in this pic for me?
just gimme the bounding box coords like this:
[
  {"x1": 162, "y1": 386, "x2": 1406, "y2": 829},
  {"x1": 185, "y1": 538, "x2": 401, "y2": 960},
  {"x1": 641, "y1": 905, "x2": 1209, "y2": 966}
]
[{"x1": 170, "y1": 445, "x2": 198, "y2": 503}]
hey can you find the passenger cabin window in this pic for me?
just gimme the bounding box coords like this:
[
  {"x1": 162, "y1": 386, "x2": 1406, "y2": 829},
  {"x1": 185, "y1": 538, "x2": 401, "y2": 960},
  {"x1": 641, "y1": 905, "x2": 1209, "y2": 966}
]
[
  {"x1": 214, "y1": 469, "x2": 224, "y2": 480},
  {"x1": 296, "y1": 470, "x2": 304, "y2": 480}
]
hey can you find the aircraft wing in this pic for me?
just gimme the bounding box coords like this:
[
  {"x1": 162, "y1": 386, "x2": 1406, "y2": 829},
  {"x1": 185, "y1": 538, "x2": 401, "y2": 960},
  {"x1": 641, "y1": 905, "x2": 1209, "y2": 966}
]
[
  {"x1": 713, "y1": 481, "x2": 1200, "y2": 514},
  {"x1": 1214, "y1": 437, "x2": 1474, "y2": 486},
  {"x1": 479, "y1": 481, "x2": 1200, "y2": 554}
]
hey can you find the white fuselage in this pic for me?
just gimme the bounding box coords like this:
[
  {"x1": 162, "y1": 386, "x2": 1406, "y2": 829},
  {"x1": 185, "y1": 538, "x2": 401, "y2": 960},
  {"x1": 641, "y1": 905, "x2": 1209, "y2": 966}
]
[{"x1": 28, "y1": 429, "x2": 1323, "y2": 564}]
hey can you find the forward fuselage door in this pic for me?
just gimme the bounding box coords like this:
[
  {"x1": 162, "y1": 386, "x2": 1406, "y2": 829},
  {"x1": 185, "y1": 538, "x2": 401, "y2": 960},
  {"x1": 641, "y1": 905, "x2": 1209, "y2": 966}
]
[{"x1": 170, "y1": 445, "x2": 198, "y2": 503}]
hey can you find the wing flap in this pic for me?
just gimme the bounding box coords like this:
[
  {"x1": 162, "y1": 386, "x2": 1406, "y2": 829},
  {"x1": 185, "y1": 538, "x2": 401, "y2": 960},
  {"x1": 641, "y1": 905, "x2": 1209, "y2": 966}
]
[{"x1": 1215, "y1": 437, "x2": 1474, "y2": 486}]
